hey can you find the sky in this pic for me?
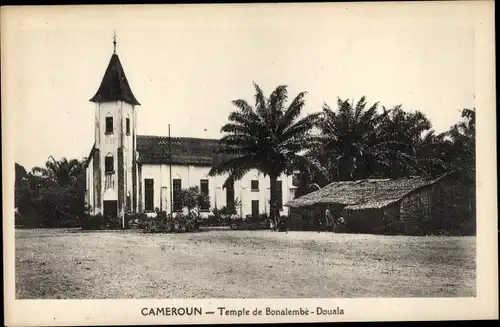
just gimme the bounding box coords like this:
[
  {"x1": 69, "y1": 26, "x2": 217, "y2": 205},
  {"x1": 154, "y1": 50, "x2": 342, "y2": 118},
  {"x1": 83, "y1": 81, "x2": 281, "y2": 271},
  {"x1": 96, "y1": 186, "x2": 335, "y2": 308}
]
[{"x1": 4, "y1": 3, "x2": 476, "y2": 170}]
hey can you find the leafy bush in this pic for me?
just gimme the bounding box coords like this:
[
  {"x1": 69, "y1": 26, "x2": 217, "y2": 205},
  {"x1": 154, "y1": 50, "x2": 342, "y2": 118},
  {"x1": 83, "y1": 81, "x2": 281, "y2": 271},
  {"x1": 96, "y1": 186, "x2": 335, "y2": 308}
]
[
  {"x1": 80, "y1": 213, "x2": 122, "y2": 230},
  {"x1": 80, "y1": 214, "x2": 104, "y2": 230},
  {"x1": 125, "y1": 212, "x2": 147, "y2": 228},
  {"x1": 174, "y1": 186, "x2": 210, "y2": 217},
  {"x1": 141, "y1": 218, "x2": 167, "y2": 233},
  {"x1": 230, "y1": 213, "x2": 271, "y2": 230},
  {"x1": 211, "y1": 206, "x2": 240, "y2": 226},
  {"x1": 229, "y1": 218, "x2": 244, "y2": 229},
  {"x1": 201, "y1": 215, "x2": 221, "y2": 227},
  {"x1": 141, "y1": 212, "x2": 202, "y2": 233}
]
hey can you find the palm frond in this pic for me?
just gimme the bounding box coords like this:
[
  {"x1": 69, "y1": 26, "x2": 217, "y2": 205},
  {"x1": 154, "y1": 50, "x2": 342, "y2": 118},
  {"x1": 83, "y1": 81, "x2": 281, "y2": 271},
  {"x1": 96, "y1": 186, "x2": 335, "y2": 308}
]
[
  {"x1": 353, "y1": 96, "x2": 367, "y2": 121},
  {"x1": 277, "y1": 91, "x2": 308, "y2": 132},
  {"x1": 220, "y1": 123, "x2": 254, "y2": 136},
  {"x1": 268, "y1": 85, "x2": 288, "y2": 125},
  {"x1": 208, "y1": 155, "x2": 254, "y2": 177},
  {"x1": 281, "y1": 112, "x2": 320, "y2": 142},
  {"x1": 227, "y1": 111, "x2": 258, "y2": 127},
  {"x1": 253, "y1": 82, "x2": 267, "y2": 118},
  {"x1": 231, "y1": 99, "x2": 261, "y2": 122}
]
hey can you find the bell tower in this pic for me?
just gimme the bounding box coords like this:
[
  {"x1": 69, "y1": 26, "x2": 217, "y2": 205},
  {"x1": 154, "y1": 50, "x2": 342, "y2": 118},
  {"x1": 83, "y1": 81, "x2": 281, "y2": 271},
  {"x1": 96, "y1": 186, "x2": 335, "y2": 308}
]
[{"x1": 89, "y1": 32, "x2": 140, "y2": 227}]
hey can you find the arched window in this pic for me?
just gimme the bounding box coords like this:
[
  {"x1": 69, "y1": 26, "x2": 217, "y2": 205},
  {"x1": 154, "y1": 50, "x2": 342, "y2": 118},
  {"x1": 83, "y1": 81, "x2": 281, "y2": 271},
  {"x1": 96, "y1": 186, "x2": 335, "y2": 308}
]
[
  {"x1": 105, "y1": 112, "x2": 113, "y2": 134},
  {"x1": 105, "y1": 153, "x2": 114, "y2": 173},
  {"x1": 125, "y1": 114, "x2": 130, "y2": 135},
  {"x1": 250, "y1": 171, "x2": 260, "y2": 191}
]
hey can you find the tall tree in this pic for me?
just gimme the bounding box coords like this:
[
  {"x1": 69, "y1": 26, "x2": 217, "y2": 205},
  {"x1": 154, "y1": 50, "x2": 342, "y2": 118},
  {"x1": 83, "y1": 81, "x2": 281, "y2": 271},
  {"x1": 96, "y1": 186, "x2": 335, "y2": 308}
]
[
  {"x1": 32, "y1": 156, "x2": 84, "y2": 187},
  {"x1": 447, "y1": 108, "x2": 475, "y2": 173},
  {"x1": 15, "y1": 163, "x2": 27, "y2": 190},
  {"x1": 375, "y1": 107, "x2": 436, "y2": 177},
  {"x1": 16, "y1": 157, "x2": 86, "y2": 227},
  {"x1": 209, "y1": 82, "x2": 320, "y2": 230},
  {"x1": 412, "y1": 129, "x2": 452, "y2": 177},
  {"x1": 15, "y1": 163, "x2": 31, "y2": 223},
  {"x1": 313, "y1": 96, "x2": 393, "y2": 181}
]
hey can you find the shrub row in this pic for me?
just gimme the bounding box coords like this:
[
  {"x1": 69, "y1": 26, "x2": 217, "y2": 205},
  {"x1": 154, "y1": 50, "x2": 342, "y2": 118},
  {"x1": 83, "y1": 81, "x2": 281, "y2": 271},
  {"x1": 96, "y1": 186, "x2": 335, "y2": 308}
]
[
  {"x1": 81, "y1": 209, "x2": 475, "y2": 236},
  {"x1": 229, "y1": 214, "x2": 272, "y2": 230},
  {"x1": 139, "y1": 211, "x2": 202, "y2": 233},
  {"x1": 80, "y1": 211, "x2": 204, "y2": 233},
  {"x1": 80, "y1": 213, "x2": 122, "y2": 230},
  {"x1": 199, "y1": 214, "x2": 236, "y2": 227}
]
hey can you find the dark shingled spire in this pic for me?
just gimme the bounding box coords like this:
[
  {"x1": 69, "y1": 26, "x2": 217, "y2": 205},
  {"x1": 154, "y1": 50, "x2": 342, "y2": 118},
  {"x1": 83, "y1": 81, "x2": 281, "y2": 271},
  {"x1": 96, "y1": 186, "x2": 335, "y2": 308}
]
[{"x1": 89, "y1": 37, "x2": 140, "y2": 106}]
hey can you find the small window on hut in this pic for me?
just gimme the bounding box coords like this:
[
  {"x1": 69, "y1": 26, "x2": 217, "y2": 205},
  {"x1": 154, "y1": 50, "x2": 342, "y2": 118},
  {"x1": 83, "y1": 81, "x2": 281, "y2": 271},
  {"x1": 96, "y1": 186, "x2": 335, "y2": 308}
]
[{"x1": 126, "y1": 118, "x2": 130, "y2": 135}]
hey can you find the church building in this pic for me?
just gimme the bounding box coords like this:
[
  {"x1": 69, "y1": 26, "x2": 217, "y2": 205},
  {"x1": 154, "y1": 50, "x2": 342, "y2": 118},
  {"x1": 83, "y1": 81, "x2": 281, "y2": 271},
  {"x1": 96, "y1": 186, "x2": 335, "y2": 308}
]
[{"x1": 84, "y1": 39, "x2": 296, "y2": 226}]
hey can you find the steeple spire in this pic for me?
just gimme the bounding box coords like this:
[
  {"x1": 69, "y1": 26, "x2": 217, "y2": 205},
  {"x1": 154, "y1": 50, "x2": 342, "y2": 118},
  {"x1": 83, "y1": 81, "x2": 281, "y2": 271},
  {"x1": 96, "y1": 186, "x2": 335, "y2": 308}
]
[
  {"x1": 89, "y1": 33, "x2": 140, "y2": 106},
  {"x1": 113, "y1": 30, "x2": 117, "y2": 54}
]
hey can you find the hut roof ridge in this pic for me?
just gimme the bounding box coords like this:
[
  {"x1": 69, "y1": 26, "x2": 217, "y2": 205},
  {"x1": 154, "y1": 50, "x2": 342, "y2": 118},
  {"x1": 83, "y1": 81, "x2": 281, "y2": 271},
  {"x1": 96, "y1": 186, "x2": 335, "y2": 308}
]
[{"x1": 285, "y1": 171, "x2": 457, "y2": 209}]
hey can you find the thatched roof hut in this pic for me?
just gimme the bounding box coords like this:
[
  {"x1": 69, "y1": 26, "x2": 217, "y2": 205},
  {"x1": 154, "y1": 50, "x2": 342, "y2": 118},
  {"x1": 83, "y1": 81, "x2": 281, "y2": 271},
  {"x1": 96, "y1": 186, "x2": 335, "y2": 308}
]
[
  {"x1": 285, "y1": 171, "x2": 457, "y2": 211},
  {"x1": 285, "y1": 171, "x2": 475, "y2": 235}
]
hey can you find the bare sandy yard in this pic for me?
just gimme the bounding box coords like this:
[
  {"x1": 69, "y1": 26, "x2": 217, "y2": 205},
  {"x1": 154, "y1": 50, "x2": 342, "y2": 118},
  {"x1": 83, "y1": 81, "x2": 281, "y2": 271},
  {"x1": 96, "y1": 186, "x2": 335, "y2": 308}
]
[{"x1": 15, "y1": 228, "x2": 476, "y2": 299}]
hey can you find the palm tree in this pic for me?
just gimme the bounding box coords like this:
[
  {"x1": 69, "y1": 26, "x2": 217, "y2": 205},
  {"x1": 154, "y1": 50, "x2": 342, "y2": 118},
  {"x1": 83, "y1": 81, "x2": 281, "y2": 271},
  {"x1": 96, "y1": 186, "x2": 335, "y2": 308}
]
[
  {"x1": 413, "y1": 129, "x2": 452, "y2": 177},
  {"x1": 314, "y1": 96, "x2": 392, "y2": 181},
  {"x1": 209, "y1": 82, "x2": 320, "y2": 230},
  {"x1": 446, "y1": 108, "x2": 475, "y2": 173},
  {"x1": 375, "y1": 107, "x2": 434, "y2": 178},
  {"x1": 32, "y1": 156, "x2": 84, "y2": 187}
]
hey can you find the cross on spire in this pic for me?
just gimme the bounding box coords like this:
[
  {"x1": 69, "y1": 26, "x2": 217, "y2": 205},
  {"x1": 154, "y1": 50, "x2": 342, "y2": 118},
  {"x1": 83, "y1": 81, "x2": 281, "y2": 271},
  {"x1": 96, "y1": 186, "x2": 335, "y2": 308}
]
[{"x1": 113, "y1": 30, "x2": 117, "y2": 54}]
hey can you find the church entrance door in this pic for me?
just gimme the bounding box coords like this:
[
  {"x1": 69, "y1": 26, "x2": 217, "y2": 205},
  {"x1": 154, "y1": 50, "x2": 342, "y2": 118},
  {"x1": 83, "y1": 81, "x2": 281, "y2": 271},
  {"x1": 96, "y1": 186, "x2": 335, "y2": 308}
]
[{"x1": 103, "y1": 200, "x2": 118, "y2": 218}]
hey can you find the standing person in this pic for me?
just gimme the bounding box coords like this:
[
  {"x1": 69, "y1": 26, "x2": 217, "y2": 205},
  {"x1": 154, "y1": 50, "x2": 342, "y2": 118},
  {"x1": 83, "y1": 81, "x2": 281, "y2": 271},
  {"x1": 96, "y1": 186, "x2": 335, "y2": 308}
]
[
  {"x1": 325, "y1": 208, "x2": 333, "y2": 231},
  {"x1": 316, "y1": 210, "x2": 323, "y2": 233}
]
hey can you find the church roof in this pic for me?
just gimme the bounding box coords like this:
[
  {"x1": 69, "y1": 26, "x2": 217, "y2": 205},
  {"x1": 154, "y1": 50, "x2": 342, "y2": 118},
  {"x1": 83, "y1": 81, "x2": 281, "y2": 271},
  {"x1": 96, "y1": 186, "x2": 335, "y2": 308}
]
[
  {"x1": 89, "y1": 53, "x2": 140, "y2": 106},
  {"x1": 136, "y1": 135, "x2": 230, "y2": 166}
]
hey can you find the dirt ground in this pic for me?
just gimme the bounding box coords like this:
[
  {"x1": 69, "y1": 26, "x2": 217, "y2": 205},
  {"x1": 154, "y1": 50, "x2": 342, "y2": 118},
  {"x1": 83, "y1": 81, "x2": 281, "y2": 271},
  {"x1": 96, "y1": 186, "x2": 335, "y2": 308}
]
[{"x1": 15, "y1": 228, "x2": 476, "y2": 299}]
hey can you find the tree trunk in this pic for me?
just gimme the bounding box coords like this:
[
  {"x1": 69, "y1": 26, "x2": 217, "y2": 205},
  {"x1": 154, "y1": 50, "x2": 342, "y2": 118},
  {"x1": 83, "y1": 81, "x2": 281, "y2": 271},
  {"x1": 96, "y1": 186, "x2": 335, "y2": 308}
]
[
  {"x1": 337, "y1": 155, "x2": 356, "y2": 181},
  {"x1": 269, "y1": 174, "x2": 280, "y2": 231}
]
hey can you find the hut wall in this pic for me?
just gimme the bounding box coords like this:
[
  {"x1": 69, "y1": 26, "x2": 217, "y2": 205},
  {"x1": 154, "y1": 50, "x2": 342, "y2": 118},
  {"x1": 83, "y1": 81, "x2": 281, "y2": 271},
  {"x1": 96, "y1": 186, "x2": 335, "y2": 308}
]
[
  {"x1": 288, "y1": 204, "x2": 346, "y2": 230},
  {"x1": 400, "y1": 186, "x2": 433, "y2": 234},
  {"x1": 340, "y1": 202, "x2": 402, "y2": 234},
  {"x1": 381, "y1": 203, "x2": 404, "y2": 234},
  {"x1": 400, "y1": 174, "x2": 474, "y2": 235},
  {"x1": 429, "y1": 176, "x2": 475, "y2": 235},
  {"x1": 343, "y1": 208, "x2": 384, "y2": 234},
  {"x1": 383, "y1": 203, "x2": 401, "y2": 221}
]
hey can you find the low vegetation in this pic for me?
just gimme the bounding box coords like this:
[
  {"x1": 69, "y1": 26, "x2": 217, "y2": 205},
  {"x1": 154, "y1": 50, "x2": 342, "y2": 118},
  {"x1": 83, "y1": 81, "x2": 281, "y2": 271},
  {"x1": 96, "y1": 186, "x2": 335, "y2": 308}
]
[
  {"x1": 80, "y1": 213, "x2": 121, "y2": 230},
  {"x1": 139, "y1": 211, "x2": 202, "y2": 234}
]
